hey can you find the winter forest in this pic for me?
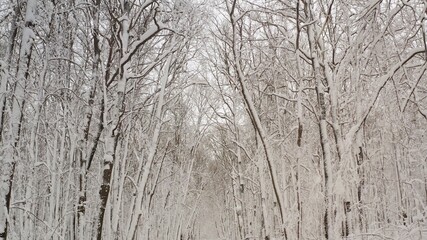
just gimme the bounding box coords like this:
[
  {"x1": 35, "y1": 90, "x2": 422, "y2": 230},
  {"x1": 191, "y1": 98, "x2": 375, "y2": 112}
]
[{"x1": 1, "y1": 0, "x2": 427, "y2": 239}]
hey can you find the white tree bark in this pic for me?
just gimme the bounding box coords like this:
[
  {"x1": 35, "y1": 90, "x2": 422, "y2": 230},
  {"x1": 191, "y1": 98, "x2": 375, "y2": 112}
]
[
  {"x1": 227, "y1": 1, "x2": 288, "y2": 238},
  {"x1": 126, "y1": 53, "x2": 172, "y2": 240},
  {"x1": 0, "y1": 1, "x2": 36, "y2": 238},
  {"x1": 306, "y1": 12, "x2": 334, "y2": 240}
]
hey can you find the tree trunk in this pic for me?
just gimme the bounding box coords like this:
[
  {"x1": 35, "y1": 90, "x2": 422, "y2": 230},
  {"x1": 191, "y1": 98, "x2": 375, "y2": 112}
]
[{"x1": 0, "y1": 1, "x2": 36, "y2": 238}]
